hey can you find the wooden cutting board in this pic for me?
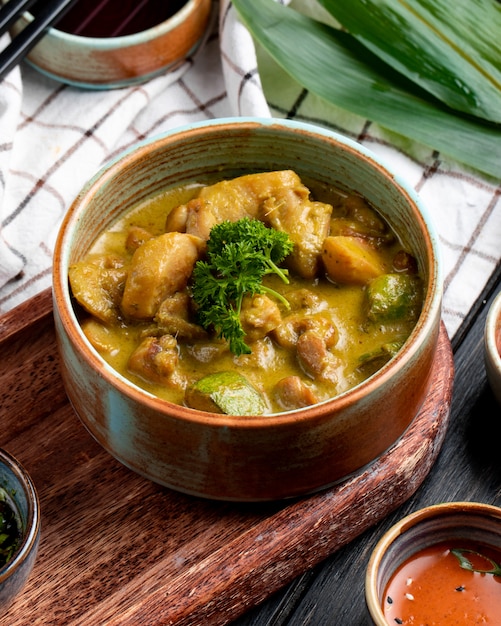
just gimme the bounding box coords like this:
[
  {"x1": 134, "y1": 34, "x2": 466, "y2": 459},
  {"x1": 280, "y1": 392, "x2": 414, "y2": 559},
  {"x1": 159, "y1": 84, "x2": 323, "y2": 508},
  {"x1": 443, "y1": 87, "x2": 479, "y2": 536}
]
[{"x1": 0, "y1": 288, "x2": 454, "y2": 625}]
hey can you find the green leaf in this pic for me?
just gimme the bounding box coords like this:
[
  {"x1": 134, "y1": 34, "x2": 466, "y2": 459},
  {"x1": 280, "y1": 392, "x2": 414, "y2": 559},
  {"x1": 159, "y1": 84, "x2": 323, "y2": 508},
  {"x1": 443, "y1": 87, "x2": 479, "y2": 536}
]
[
  {"x1": 451, "y1": 548, "x2": 501, "y2": 576},
  {"x1": 317, "y1": 0, "x2": 501, "y2": 124},
  {"x1": 232, "y1": 0, "x2": 501, "y2": 179}
]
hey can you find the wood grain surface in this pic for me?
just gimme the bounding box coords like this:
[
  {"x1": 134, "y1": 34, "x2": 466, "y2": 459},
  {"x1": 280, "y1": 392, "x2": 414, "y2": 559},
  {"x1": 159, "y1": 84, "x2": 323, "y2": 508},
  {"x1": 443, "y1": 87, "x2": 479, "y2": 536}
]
[{"x1": 0, "y1": 288, "x2": 454, "y2": 626}]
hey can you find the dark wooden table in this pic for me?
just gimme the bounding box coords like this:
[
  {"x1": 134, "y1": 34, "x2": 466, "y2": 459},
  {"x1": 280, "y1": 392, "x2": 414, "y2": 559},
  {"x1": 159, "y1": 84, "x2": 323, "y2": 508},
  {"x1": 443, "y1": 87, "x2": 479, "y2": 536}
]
[{"x1": 231, "y1": 262, "x2": 501, "y2": 626}]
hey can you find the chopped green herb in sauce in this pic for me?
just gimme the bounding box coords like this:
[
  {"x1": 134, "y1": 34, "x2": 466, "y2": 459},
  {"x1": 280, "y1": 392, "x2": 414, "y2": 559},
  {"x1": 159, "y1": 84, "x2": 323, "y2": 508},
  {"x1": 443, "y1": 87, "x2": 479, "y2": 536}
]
[{"x1": 0, "y1": 488, "x2": 22, "y2": 567}]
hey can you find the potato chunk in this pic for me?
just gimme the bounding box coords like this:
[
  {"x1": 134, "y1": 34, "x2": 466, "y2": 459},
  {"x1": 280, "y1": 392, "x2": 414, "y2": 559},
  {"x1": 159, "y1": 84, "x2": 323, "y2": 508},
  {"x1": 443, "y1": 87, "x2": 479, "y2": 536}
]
[
  {"x1": 322, "y1": 236, "x2": 385, "y2": 285},
  {"x1": 69, "y1": 254, "x2": 127, "y2": 323},
  {"x1": 121, "y1": 232, "x2": 204, "y2": 319}
]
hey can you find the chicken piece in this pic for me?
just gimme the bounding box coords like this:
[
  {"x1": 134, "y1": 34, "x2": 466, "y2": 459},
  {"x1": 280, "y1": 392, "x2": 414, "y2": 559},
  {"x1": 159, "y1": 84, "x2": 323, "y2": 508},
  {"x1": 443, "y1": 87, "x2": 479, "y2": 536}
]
[
  {"x1": 128, "y1": 334, "x2": 185, "y2": 388},
  {"x1": 328, "y1": 218, "x2": 394, "y2": 246},
  {"x1": 273, "y1": 376, "x2": 319, "y2": 411},
  {"x1": 69, "y1": 254, "x2": 127, "y2": 323},
  {"x1": 170, "y1": 171, "x2": 332, "y2": 278},
  {"x1": 285, "y1": 288, "x2": 326, "y2": 313},
  {"x1": 171, "y1": 171, "x2": 297, "y2": 240},
  {"x1": 239, "y1": 294, "x2": 282, "y2": 343},
  {"x1": 125, "y1": 226, "x2": 154, "y2": 253},
  {"x1": 165, "y1": 203, "x2": 189, "y2": 233},
  {"x1": 392, "y1": 250, "x2": 418, "y2": 274},
  {"x1": 344, "y1": 194, "x2": 387, "y2": 233},
  {"x1": 322, "y1": 236, "x2": 386, "y2": 286},
  {"x1": 328, "y1": 195, "x2": 395, "y2": 245},
  {"x1": 296, "y1": 330, "x2": 339, "y2": 385},
  {"x1": 273, "y1": 311, "x2": 338, "y2": 350},
  {"x1": 258, "y1": 177, "x2": 332, "y2": 279},
  {"x1": 121, "y1": 232, "x2": 204, "y2": 320},
  {"x1": 154, "y1": 292, "x2": 208, "y2": 341}
]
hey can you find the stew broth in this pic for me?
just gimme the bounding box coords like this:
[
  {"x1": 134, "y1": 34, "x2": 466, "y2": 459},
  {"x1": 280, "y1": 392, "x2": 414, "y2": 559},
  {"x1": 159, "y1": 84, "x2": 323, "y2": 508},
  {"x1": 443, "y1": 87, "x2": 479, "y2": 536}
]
[{"x1": 69, "y1": 171, "x2": 423, "y2": 415}]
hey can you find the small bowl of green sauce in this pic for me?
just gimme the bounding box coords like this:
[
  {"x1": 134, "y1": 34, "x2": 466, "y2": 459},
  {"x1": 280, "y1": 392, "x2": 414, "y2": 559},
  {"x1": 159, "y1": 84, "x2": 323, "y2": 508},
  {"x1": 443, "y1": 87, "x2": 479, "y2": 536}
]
[{"x1": 0, "y1": 448, "x2": 40, "y2": 613}]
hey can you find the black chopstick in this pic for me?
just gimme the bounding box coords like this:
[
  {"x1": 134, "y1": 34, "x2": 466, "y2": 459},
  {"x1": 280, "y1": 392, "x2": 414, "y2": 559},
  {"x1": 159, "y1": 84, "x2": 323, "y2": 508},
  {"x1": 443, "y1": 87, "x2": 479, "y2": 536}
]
[
  {"x1": 0, "y1": 0, "x2": 37, "y2": 37},
  {"x1": 0, "y1": 0, "x2": 79, "y2": 81}
]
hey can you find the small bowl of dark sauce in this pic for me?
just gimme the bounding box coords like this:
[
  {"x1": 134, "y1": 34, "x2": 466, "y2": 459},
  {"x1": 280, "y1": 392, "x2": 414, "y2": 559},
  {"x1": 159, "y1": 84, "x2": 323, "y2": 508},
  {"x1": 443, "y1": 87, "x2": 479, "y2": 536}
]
[
  {"x1": 0, "y1": 448, "x2": 40, "y2": 613},
  {"x1": 9, "y1": 0, "x2": 212, "y2": 88}
]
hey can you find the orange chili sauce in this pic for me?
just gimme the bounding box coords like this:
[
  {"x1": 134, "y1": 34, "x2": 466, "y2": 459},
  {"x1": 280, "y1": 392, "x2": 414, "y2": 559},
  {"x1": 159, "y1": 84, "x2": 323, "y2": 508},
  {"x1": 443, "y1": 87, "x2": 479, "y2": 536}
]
[{"x1": 383, "y1": 539, "x2": 501, "y2": 625}]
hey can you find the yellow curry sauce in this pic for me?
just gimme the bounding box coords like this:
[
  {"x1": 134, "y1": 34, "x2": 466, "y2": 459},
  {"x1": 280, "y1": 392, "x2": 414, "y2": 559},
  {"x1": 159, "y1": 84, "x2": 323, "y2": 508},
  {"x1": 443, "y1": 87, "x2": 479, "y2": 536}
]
[{"x1": 69, "y1": 170, "x2": 423, "y2": 415}]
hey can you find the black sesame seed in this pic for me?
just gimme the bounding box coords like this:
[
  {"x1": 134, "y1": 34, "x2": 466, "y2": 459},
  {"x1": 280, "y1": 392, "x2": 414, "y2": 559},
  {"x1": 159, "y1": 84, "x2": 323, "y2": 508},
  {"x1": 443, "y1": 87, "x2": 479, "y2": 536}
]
[
  {"x1": 395, "y1": 619, "x2": 403, "y2": 625},
  {"x1": 455, "y1": 585, "x2": 465, "y2": 592},
  {"x1": 387, "y1": 596, "x2": 393, "y2": 604}
]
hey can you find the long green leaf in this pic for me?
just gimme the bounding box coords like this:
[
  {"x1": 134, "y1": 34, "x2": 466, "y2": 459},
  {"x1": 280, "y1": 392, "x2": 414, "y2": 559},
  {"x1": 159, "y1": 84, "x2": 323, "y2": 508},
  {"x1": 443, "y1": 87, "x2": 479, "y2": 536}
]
[
  {"x1": 318, "y1": 0, "x2": 501, "y2": 123},
  {"x1": 232, "y1": 0, "x2": 501, "y2": 179}
]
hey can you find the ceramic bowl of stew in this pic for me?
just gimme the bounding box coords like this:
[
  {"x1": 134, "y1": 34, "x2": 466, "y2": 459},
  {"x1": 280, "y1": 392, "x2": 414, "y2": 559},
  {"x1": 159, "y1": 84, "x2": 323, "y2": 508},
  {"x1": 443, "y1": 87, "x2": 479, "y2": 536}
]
[
  {"x1": 365, "y1": 501, "x2": 501, "y2": 625},
  {"x1": 7, "y1": 0, "x2": 212, "y2": 89},
  {"x1": 52, "y1": 117, "x2": 443, "y2": 501},
  {"x1": 0, "y1": 448, "x2": 41, "y2": 613},
  {"x1": 484, "y1": 290, "x2": 501, "y2": 406}
]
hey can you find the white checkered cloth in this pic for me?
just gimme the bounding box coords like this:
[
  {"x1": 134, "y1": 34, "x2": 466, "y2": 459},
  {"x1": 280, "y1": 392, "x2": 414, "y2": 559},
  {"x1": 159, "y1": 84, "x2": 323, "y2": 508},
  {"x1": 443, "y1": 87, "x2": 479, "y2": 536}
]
[{"x1": 0, "y1": 0, "x2": 500, "y2": 341}]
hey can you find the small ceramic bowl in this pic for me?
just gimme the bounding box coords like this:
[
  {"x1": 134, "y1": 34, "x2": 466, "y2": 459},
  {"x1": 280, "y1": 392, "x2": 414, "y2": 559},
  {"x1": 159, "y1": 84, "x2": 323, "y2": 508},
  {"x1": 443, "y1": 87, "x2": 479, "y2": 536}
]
[
  {"x1": 365, "y1": 501, "x2": 501, "y2": 625},
  {"x1": 0, "y1": 448, "x2": 40, "y2": 612},
  {"x1": 8, "y1": 0, "x2": 212, "y2": 89},
  {"x1": 52, "y1": 117, "x2": 443, "y2": 501},
  {"x1": 484, "y1": 290, "x2": 501, "y2": 406}
]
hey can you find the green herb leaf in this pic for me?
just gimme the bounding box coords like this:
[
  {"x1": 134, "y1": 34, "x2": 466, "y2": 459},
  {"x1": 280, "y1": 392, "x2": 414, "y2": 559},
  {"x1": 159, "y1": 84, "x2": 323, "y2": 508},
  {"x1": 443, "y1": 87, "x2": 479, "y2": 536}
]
[
  {"x1": 191, "y1": 218, "x2": 293, "y2": 356},
  {"x1": 232, "y1": 0, "x2": 501, "y2": 179},
  {"x1": 317, "y1": 0, "x2": 501, "y2": 124},
  {"x1": 451, "y1": 547, "x2": 501, "y2": 576}
]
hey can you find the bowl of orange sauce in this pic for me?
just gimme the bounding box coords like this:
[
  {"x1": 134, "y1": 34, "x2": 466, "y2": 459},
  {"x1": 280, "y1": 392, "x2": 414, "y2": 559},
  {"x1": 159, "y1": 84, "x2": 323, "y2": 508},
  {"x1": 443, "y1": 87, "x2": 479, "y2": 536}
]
[
  {"x1": 485, "y1": 290, "x2": 501, "y2": 407},
  {"x1": 365, "y1": 501, "x2": 501, "y2": 625}
]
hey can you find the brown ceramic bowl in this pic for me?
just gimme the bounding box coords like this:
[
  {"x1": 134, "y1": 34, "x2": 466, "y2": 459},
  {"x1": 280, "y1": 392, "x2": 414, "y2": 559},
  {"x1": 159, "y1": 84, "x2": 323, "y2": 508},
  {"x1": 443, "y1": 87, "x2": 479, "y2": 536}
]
[
  {"x1": 365, "y1": 501, "x2": 501, "y2": 625},
  {"x1": 8, "y1": 0, "x2": 212, "y2": 89},
  {"x1": 52, "y1": 118, "x2": 443, "y2": 501}
]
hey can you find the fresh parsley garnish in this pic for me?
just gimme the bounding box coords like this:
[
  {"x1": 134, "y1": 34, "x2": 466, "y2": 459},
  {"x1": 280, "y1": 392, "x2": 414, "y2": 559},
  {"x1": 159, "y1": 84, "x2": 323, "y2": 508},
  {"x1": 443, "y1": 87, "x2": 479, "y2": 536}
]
[{"x1": 191, "y1": 218, "x2": 294, "y2": 356}]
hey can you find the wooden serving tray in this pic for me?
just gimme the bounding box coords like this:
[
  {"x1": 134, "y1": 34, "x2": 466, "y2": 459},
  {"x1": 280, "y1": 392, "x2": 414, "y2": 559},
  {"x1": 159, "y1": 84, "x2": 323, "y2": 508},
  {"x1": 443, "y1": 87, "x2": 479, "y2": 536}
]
[{"x1": 1, "y1": 288, "x2": 454, "y2": 626}]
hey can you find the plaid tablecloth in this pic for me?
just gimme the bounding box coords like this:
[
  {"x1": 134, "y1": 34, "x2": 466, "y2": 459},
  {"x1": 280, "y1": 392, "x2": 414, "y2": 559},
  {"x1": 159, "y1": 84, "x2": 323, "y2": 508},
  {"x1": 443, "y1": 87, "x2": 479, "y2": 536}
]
[{"x1": 0, "y1": 0, "x2": 500, "y2": 340}]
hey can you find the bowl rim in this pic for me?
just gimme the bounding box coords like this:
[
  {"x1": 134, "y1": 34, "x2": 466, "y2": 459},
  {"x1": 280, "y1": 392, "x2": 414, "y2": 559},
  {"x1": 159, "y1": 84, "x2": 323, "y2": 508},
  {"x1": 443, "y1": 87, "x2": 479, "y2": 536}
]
[
  {"x1": 485, "y1": 289, "x2": 501, "y2": 369},
  {"x1": 22, "y1": 0, "x2": 203, "y2": 47},
  {"x1": 365, "y1": 501, "x2": 501, "y2": 625},
  {"x1": 0, "y1": 448, "x2": 40, "y2": 582},
  {"x1": 53, "y1": 116, "x2": 443, "y2": 428}
]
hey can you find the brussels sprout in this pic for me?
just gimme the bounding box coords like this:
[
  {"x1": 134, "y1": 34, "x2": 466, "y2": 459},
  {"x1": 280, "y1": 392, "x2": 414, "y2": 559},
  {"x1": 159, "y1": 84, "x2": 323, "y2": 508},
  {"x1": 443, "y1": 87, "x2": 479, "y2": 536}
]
[{"x1": 366, "y1": 274, "x2": 423, "y2": 323}]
